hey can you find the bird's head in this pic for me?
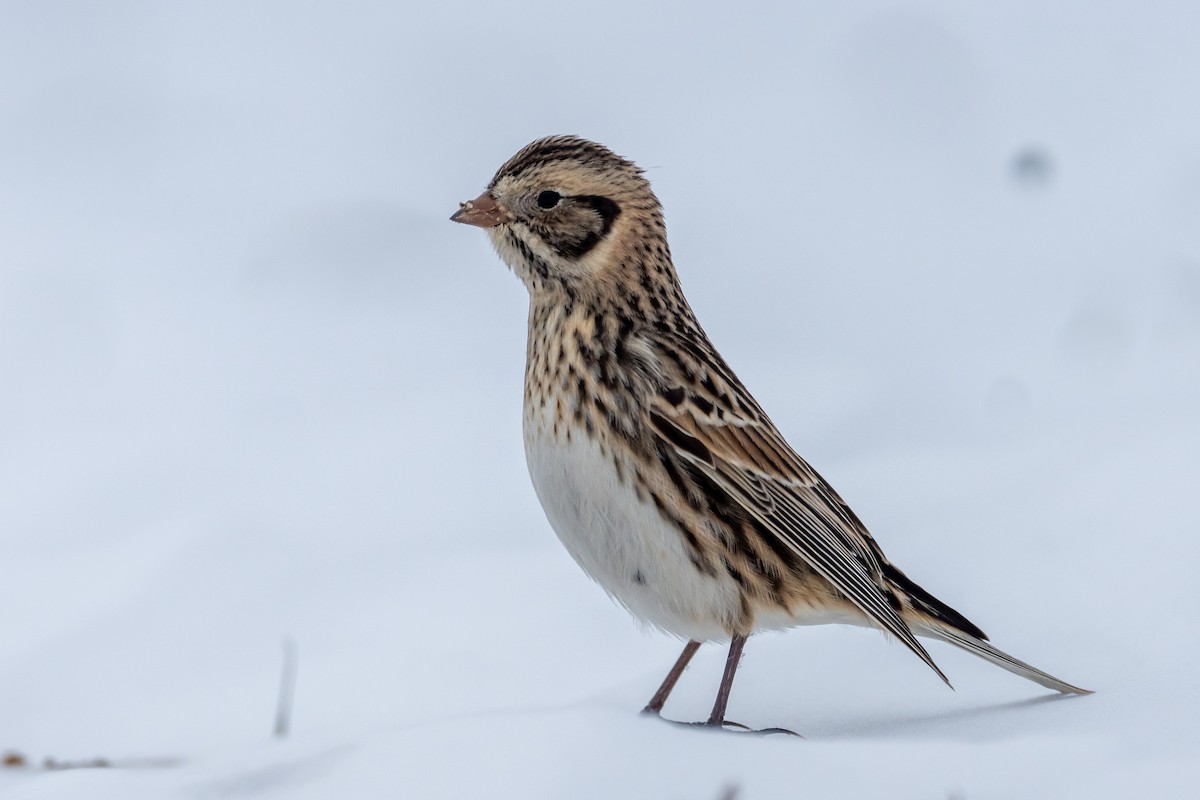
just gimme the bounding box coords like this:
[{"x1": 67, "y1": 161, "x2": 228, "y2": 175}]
[{"x1": 452, "y1": 135, "x2": 668, "y2": 298}]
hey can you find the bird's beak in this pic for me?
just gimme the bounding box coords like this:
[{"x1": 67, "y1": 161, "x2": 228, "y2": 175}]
[{"x1": 450, "y1": 192, "x2": 512, "y2": 228}]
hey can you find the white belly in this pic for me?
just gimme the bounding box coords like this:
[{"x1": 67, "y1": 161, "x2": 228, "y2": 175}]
[{"x1": 523, "y1": 408, "x2": 741, "y2": 642}]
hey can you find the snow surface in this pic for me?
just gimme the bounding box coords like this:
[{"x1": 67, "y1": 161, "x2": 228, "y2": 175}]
[{"x1": 2, "y1": 1, "x2": 1198, "y2": 797}]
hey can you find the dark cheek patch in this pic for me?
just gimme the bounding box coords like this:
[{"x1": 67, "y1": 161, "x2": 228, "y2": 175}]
[
  {"x1": 545, "y1": 196, "x2": 622, "y2": 259},
  {"x1": 576, "y1": 195, "x2": 621, "y2": 235}
]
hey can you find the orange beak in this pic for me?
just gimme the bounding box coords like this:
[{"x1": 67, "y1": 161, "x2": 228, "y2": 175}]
[{"x1": 450, "y1": 192, "x2": 512, "y2": 228}]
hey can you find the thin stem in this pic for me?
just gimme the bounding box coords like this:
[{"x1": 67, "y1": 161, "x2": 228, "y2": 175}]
[{"x1": 274, "y1": 637, "x2": 298, "y2": 738}]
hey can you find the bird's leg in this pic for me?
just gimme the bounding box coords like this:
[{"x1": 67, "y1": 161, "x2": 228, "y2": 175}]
[
  {"x1": 642, "y1": 640, "x2": 701, "y2": 715},
  {"x1": 703, "y1": 635, "x2": 799, "y2": 735},
  {"x1": 706, "y1": 634, "x2": 747, "y2": 726},
  {"x1": 649, "y1": 635, "x2": 799, "y2": 735}
]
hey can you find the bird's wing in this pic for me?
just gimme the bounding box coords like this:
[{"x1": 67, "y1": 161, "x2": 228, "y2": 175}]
[{"x1": 646, "y1": 330, "x2": 949, "y2": 685}]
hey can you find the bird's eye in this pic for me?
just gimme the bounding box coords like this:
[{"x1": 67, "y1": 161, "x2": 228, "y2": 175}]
[{"x1": 536, "y1": 190, "x2": 562, "y2": 209}]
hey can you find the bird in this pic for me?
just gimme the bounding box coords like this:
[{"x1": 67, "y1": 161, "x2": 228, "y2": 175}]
[{"x1": 450, "y1": 135, "x2": 1090, "y2": 732}]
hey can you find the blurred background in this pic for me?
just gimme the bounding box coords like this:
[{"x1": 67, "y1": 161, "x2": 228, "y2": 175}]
[{"x1": 2, "y1": 2, "x2": 1197, "y2": 797}]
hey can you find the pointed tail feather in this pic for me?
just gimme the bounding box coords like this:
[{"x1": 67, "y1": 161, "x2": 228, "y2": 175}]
[{"x1": 914, "y1": 620, "x2": 1092, "y2": 695}]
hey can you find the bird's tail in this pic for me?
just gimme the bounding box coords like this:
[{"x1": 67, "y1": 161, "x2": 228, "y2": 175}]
[
  {"x1": 884, "y1": 563, "x2": 1091, "y2": 695},
  {"x1": 913, "y1": 620, "x2": 1092, "y2": 695}
]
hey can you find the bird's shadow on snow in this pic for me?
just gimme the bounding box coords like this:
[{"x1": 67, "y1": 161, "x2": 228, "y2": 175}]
[
  {"x1": 799, "y1": 693, "x2": 1082, "y2": 741},
  {"x1": 381, "y1": 692, "x2": 1086, "y2": 745}
]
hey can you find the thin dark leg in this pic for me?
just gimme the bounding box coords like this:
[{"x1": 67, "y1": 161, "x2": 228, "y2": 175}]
[
  {"x1": 642, "y1": 640, "x2": 701, "y2": 715},
  {"x1": 706, "y1": 634, "x2": 747, "y2": 726},
  {"x1": 646, "y1": 635, "x2": 799, "y2": 735}
]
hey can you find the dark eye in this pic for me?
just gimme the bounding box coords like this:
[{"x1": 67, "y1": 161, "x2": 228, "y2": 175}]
[{"x1": 536, "y1": 190, "x2": 562, "y2": 209}]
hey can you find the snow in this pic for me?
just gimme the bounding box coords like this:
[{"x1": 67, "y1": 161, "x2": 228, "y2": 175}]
[{"x1": 2, "y1": 1, "x2": 1198, "y2": 797}]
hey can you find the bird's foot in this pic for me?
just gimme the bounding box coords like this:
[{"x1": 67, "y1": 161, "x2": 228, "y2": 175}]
[
  {"x1": 643, "y1": 710, "x2": 800, "y2": 737},
  {"x1": 716, "y1": 719, "x2": 801, "y2": 737}
]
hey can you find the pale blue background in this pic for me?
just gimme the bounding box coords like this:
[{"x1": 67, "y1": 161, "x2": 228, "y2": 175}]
[{"x1": 2, "y1": 2, "x2": 1197, "y2": 797}]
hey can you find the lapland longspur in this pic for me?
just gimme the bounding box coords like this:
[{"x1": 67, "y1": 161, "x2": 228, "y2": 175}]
[{"x1": 452, "y1": 136, "x2": 1089, "y2": 732}]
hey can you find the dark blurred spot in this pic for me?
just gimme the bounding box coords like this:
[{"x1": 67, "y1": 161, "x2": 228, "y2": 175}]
[{"x1": 1012, "y1": 146, "x2": 1054, "y2": 188}]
